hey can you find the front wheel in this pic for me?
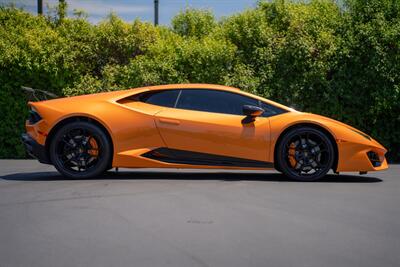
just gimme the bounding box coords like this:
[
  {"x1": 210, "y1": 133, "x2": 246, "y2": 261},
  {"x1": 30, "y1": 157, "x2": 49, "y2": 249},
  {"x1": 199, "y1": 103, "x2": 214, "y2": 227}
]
[
  {"x1": 276, "y1": 127, "x2": 335, "y2": 181},
  {"x1": 49, "y1": 121, "x2": 112, "y2": 179}
]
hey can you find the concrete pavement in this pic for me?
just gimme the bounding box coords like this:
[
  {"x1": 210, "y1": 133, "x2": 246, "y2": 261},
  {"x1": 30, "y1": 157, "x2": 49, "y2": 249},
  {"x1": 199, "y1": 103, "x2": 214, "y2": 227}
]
[{"x1": 0, "y1": 160, "x2": 399, "y2": 267}]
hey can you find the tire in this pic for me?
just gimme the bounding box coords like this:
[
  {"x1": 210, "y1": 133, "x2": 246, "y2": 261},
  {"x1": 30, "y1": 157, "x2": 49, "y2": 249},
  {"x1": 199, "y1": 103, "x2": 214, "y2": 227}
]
[
  {"x1": 49, "y1": 121, "x2": 112, "y2": 179},
  {"x1": 274, "y1": 163, "x2": 283, "y2": 173},
  {"x1": 276, "y1": 126, "x2": 335, "y2": 181}
]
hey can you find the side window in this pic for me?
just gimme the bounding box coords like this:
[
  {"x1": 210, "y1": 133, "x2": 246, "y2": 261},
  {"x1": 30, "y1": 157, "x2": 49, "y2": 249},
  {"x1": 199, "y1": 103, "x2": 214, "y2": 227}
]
[
  {"x1": 140, "y1": 90, "x2": 179, "y2": 108},
  {"x1": 176, "y1": 89, "x2": 258, "y2": 115},
  {"x1": 259, "y1": 101, "x2": 288, "y2": 117}
]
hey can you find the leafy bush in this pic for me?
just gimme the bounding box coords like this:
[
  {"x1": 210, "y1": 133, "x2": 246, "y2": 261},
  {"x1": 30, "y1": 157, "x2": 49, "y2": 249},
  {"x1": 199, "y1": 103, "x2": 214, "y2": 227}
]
[
  {"x1": 172, "y1": 8, "x2": 216, "y2": 38},
  {"x1": 0, "y1": 0, "x2": 399, "y2": 161}
]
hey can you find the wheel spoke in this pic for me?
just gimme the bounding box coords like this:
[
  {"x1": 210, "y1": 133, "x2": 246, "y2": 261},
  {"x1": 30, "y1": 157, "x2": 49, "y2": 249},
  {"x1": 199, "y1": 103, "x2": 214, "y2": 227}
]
[
  {"x1": 62, "y1": 155, "x2": 74, "y2": 164},
  {"x1": 56, "y1": 128, "x2": 101, "y2": 173},
  {"x1": 283, "y1": 130, "x2": 332, "y2": 179}
]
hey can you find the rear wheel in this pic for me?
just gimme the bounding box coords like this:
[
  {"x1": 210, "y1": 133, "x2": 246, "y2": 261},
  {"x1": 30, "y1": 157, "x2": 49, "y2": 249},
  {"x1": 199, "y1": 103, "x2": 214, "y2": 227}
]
[
  {"x1": 49, "y1": 121, "x2": 112, "y2": 179},
  {"x1": 276, "y1": 127, "x2": 334, "y2": 181}
]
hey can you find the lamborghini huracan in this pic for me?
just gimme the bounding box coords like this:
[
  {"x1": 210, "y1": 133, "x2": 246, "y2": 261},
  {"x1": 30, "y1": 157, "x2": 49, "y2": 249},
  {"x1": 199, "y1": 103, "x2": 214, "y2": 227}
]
[{"x1": 22, "y1": 84, "x2": 388, "y2": 181}]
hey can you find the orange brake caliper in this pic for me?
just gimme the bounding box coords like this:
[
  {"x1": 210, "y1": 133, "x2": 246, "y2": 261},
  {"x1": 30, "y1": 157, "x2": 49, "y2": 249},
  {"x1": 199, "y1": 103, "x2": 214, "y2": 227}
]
[
  {"x1": 87, "y1": 137, "x2": 99, "y2": 157},
  {"x1": 288, "y1": 142, "x2": 297, "y2": 168}
]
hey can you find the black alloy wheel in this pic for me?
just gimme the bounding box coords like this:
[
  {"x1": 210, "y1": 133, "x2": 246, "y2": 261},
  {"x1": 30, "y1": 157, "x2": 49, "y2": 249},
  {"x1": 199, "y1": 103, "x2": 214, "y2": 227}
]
[
  {"x1": 49, "y1": 121, "x2": 112, "y2": 179},
  {"x1": 277, "y1": 127, "x2": 335, "y2": 181}
]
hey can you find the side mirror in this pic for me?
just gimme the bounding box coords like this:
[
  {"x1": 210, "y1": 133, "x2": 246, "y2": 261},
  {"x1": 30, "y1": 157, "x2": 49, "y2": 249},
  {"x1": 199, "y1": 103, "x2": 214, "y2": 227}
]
[
  {"x1": 243, "y1": 105, "x2": 264, "y2": 117},
  {"x1": 242, "y1": 105, "x2": 264, "y2": 123}
]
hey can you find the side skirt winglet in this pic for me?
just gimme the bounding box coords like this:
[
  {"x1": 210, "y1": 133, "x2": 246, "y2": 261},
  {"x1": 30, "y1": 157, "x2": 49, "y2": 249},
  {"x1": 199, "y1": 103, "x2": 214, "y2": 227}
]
[{"x1": 142, "y1": 147, "x2": 273, "y2": 168}]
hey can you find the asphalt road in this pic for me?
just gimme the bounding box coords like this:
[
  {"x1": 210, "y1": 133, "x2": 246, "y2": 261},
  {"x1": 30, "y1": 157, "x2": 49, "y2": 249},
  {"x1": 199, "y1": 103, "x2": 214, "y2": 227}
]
[{"x1": 0, "y1": 160, "x2": 399, "y2": 267}]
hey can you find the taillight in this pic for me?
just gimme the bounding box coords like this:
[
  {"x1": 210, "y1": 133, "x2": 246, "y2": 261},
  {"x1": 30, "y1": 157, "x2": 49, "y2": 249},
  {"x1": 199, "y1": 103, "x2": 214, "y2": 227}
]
[{"x1": 28, "y1": 107, "x2": 42, "y2": 124}]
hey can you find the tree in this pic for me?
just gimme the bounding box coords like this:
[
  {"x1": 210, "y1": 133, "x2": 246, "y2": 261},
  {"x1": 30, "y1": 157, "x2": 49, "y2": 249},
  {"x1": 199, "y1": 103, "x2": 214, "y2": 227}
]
[{"x1": 172, "y1": 8, "x2": 216, "y2": 38}]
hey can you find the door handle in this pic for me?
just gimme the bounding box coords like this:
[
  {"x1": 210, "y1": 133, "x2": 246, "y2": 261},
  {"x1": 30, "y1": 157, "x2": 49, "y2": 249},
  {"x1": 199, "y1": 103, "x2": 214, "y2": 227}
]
[{"x1": 158, "y1": 118, "x2": 181, "y2": 125}]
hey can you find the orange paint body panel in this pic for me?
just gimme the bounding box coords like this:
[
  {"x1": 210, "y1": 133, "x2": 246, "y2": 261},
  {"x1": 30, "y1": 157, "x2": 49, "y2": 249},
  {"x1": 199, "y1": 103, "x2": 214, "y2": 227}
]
[
  {"x1": 154, "y1": 108, "x2": 270, "y2": 162},
  {"x1": 25, "y1": 83, "x2": 388, "y2": 173}
]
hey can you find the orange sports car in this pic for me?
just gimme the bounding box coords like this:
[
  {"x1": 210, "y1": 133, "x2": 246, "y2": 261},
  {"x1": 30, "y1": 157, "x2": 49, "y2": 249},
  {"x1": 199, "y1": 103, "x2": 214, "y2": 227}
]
[{"x1": 22, "y1": 84, "x2": 388, "y2": 181}]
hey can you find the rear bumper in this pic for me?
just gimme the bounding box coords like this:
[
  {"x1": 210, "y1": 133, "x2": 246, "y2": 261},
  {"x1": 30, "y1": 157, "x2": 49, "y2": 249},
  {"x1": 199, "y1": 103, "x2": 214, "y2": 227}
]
[{"x1": 21, "y1": 133, "x2": 51, "y2": 164}]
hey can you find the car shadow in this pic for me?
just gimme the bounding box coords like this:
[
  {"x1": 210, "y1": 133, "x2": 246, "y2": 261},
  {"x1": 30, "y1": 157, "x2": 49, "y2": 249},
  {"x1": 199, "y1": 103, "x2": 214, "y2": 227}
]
[{"x1": 0, "y1": 170, "x2": 383, "y2": 183}]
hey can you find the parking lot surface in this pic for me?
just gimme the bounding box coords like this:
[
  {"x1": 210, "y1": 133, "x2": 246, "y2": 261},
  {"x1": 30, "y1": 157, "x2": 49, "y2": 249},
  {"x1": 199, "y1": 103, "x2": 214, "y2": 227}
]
[{"x1": 0, "y1": 160, "x2": 399, "y2": 267}]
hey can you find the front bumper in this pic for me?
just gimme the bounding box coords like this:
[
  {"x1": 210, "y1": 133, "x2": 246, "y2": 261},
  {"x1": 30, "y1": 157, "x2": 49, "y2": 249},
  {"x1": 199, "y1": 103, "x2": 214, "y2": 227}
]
[
  {"x1": 21, "y1": 133, "x2": 51, "y2": 164},
  {"x1": 336, "y1": 140, "x2": 388, "y2": 172}
]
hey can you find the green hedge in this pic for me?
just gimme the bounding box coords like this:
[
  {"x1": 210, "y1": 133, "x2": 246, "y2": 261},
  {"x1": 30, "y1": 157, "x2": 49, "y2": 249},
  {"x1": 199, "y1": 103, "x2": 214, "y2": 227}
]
[{"x1": 0, "y1": 0, "x2": 399, "y2": 162}]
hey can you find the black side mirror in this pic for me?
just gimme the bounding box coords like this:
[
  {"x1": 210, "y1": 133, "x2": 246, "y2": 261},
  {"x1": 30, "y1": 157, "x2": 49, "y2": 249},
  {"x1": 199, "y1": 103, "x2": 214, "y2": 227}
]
[{"x1": 242, "y1": 105, "x2": 264, "y2": 124}]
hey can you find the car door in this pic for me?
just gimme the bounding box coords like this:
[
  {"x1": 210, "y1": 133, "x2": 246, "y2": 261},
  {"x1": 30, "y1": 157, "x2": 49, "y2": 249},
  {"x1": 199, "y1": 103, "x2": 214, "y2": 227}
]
[{"x1": 153, "y1": 89, "x2": 271, "y2": 166}]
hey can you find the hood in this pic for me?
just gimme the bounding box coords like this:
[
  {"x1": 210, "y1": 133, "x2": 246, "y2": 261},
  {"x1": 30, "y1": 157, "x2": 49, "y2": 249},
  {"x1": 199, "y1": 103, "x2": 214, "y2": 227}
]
[
  {"x1": 297, "y1": 112, "x2": 386, "y2": 151},
  {"x1": 301, "y1": 112, "x2": 372, "y2": 139}
]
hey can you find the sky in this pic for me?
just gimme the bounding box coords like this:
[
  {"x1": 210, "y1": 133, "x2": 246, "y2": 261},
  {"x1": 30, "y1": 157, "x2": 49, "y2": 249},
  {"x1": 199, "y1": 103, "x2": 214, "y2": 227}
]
[{"x1": 1, "y1": 0, "x2": 260, "y2": 24}]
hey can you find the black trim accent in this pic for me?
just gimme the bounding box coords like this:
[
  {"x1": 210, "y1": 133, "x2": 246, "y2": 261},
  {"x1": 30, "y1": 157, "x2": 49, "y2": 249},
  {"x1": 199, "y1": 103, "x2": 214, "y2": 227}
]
[
  {"x1": 241, "y1": 116, "x2": 256, "y2": 124},
  {"x1": 142, "y1": 147, "x2": 273, "y2": 168},
  {"x1": 367, "y1": 151, "x2": 382, "y2": 167},
  {"x1": 28, "y1": 110, "x2": 42, "y2": 124},
  {"x1": 21, "y1": 134, "x2": 51, "y2": 164},
  {"x1": 174, "y1": 90, "x2": 182, "y2": 108}
]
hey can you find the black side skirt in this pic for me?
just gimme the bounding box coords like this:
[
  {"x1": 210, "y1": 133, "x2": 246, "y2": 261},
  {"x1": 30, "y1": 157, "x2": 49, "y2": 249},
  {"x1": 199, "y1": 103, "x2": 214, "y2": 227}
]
[{"x1": 142, "y1": 147, "x2": 273, "y2": 168}]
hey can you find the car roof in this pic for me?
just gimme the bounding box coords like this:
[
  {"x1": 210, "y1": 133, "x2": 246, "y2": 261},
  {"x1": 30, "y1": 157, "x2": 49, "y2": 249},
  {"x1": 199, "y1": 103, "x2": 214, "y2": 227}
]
[{"x1": 135, "y1": 83, "x2": 240, "y2": 92}]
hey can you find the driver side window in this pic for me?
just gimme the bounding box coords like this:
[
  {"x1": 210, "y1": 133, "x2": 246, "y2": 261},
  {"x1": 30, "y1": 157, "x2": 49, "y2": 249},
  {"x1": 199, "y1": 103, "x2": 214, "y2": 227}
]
[
  {"x1": 138, "y1": 88, "x2": 287, "y2": 117},
  {"x1": 176, "y1": 89, "x2": 258, "y2": 116},
  {"x1": 258, "y1": 101, "x2": 286, "y2": 117}
]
